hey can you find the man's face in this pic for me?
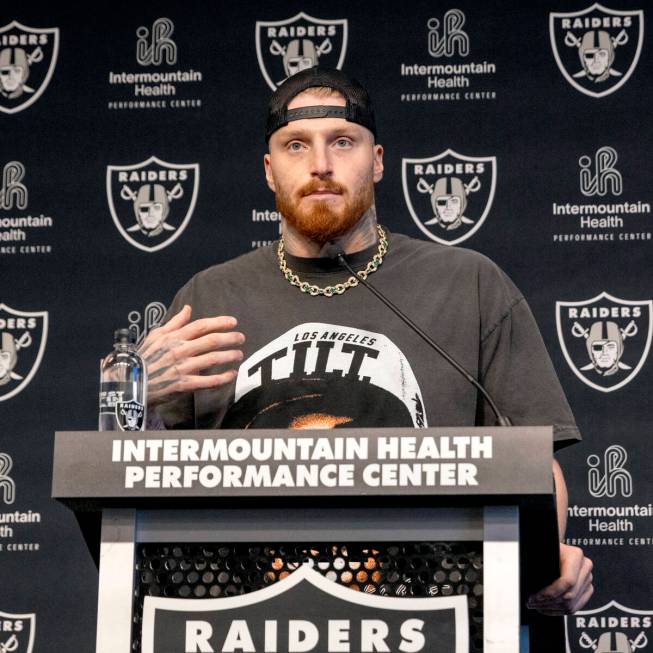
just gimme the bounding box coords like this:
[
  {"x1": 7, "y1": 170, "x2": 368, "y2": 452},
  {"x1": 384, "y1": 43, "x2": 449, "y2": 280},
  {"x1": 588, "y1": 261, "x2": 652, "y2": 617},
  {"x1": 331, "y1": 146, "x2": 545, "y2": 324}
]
[
  {"x1": 434, "y1": 194, "x2": 462, "y2": 224},
  {"x1": 583, "y1": 48, "x2": 610, "y2": 76},
  {"x1": 264, "y1": 92, "x2": 384, "y2": 244},
  {"x1": 138, "y1": 201, "x2": 164, "y2": 230},
  {"x1": 590, "y1": 339, "x2": 619, "y2": 369},
  {"x1": 0, "y1": 65, "x2": 24, "y2": 92},
  {"x1": 0, "y1": 350, "x2": 12, "y2": 378}
]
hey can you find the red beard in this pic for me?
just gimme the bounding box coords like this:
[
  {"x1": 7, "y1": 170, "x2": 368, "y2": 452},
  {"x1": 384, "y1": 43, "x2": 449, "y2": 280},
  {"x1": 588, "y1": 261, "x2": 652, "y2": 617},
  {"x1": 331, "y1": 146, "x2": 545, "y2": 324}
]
[{"x1": 276, "y1": 178, "x2": 373, "y2": 245}]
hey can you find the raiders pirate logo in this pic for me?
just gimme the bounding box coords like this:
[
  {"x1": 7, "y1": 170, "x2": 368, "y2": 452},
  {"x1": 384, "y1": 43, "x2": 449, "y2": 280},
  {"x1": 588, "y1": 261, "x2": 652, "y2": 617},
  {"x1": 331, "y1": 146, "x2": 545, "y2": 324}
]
[
  {"x1": 550, "y1": 4, "x2": 644, "y2": 98},
  {"x1": 0, "y1": 610, "x2": 35, "y2": 653},
  {"x1": 0, "y1": 21, "x2": 59, "y2": 114},
  {"x1": 106, "y1": 156, "x2": 199, "y2": 252},
  {"x1": 255, "y1": 12, "x2": 348, "y2": 91},
  {"x1": 565, "y1": 601, "x2": 652, "y2": 653},
  {"x1": 116, "y1": 399, "x2": 145, "y2": 431},
  {"x1": 401, "y1": 149, "x2": 496, "y2": 246},
  {"x1": 556, "y1": 292, "x2": 652, "y2": 392},
  {"x1": 0, "y1": 304, "x2": 48, "y2": 402}
]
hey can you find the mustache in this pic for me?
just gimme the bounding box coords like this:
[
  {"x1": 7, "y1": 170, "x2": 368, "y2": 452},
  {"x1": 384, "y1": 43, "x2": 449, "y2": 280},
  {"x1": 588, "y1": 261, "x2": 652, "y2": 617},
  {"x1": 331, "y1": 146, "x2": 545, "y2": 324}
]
[{"x1": 299, "y1": 180, "x2": 345, "y2": 197}]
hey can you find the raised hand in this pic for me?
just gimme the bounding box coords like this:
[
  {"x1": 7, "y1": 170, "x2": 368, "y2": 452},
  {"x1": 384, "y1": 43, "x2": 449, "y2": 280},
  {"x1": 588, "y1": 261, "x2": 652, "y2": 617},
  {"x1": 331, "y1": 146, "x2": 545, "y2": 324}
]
[{"x1": 139, "y1": 305, "x2": 245, "y2": 407}]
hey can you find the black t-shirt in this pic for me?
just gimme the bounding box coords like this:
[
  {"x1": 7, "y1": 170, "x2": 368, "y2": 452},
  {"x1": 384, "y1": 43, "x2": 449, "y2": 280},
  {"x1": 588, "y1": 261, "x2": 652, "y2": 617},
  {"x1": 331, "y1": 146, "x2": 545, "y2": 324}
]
[{"x1": 157, "y1": 231, "x2": 580, "y2": 449}]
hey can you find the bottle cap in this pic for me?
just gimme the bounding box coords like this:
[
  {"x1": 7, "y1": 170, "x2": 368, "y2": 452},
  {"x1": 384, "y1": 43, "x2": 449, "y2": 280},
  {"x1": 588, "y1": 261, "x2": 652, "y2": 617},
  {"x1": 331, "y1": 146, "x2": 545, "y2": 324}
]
[{"x1": 113, "y1": 328, "x2": 136, "y2": 344}]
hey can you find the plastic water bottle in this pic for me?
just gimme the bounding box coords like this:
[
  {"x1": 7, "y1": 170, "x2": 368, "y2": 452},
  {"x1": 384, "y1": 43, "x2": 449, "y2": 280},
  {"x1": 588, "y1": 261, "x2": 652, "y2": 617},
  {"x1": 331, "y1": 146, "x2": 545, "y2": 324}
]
[{"x1": 99, "y1": 328, "x2": 147, "y2": 431}]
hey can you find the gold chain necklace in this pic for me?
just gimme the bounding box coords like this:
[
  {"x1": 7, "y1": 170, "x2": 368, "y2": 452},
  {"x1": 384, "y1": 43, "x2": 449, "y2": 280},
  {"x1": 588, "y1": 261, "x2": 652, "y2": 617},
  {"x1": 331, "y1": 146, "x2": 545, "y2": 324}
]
[{"x1": 277, "y1": 225, "x2": 389, "y2": 297}]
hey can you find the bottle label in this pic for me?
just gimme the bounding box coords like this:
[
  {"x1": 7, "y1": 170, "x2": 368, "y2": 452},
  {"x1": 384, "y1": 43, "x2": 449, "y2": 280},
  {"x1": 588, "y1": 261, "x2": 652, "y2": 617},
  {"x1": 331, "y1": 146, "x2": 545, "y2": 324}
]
[
  {"x1": 115, "y1": 399, "x2": 145, "y2": 432},
  {"x1": 99, "y1": 381, "x2": 132, "y2": 412}
]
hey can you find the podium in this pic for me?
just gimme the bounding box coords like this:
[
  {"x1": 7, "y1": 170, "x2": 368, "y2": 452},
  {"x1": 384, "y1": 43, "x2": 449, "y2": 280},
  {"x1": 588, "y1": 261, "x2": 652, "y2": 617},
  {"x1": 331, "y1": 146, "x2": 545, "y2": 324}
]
[{"x1": 52, "y1": 427, "x2": 564, "y2": 653}]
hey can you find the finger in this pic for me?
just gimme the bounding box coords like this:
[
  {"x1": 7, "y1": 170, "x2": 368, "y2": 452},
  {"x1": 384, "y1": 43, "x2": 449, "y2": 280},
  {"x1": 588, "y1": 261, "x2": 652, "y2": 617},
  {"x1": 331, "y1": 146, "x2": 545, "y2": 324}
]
[
  {"x1": 175, "y1": 349, "x2": 244, "y2": 375},
  {"x1": 563, "y1": 560, "x2": 593, "y2": 600},
  {"x1": 570, "y1": 582, "x2": 594, "y2": 613},
  {"x1": 176, "y1": 370, "x2": 238, "y2": 392},
  {"x1": 148, "y1": 369, "x2": 238, "y2": 403},
  {"x1": 154, "y1": 304, "x2": 192, "y2": 335},
  {"x1": 530, "y1": 583, "x2": 594, "y2": 616},
  {"x1": 171, "y1": 331, "x2": 246, "y2": 360},
  {"x1": 532, "y1": 548, "x2": 584, "y2": 601},
  {"x1": 177, "y1": 315, "x2": 238, "y2": 340},
  {"x1": 528, "y1": 574, "x2": 594, "y2": 612}
]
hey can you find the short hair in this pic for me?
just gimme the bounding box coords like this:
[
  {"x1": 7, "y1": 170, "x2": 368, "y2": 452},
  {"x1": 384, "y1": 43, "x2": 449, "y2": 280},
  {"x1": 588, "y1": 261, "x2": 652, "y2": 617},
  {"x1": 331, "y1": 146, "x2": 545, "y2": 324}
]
[{"x1": 291, "y1": 86, "x2": 345, "y2": 100}]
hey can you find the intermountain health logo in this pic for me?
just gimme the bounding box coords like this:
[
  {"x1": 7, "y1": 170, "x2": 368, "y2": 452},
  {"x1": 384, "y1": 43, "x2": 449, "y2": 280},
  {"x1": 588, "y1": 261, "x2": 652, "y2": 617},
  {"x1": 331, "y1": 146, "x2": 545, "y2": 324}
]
[
  {"x1": 587, "y1": 444, "x2": 632, "y2": 499},
  {"x1": 551, "y1": 146, "x2": 651, "y2": 245},
  {"x1": 400, "y1": 10, "x2": 497, "y2": 104},
  {"x1": 0, "y1": 304, "x2": 48, "y2": 402},
  {"x1": 556, "y1": 292, "x2": 652, "y2": 392},
  {"x1": 128, "y1": 301, "x2": 167, "y2": 345},
  {"x1": 401, "y1": 149, "x2": 496, "y2": 245},
  {"x1": 565, "y1": 601, "x2": 652, "y2": 653},
  {"x1": 0, "y1": 611, "x2": 35, "y2": 653},
  {"x1": 0, "y1": 161, "x2": 55, "y2": 256},
  {"x1": 107, "y1": 17, "x2": 203, "y2": 111},
  {"x1": 550, "y1": 4, "x2": 644, "y2": 98},
  {"x1": 0, "y1": 21, "x2": 59, "y2": 114},
  {"x1": 106, "y1": 156, "x2": 199, "y2": 252},
  {"x1": 255, "y1": 12, "x2": 348, "y2": 90},
  {"x1": 0, "y1": 452, "x2": 16, "y2": 504}
]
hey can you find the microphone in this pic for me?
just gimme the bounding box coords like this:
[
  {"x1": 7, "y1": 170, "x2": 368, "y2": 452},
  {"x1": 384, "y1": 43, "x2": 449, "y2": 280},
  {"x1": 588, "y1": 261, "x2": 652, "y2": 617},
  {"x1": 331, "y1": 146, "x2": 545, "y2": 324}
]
[{"x1": 327, "y1": 241, "x2": 512, "y2": 427}]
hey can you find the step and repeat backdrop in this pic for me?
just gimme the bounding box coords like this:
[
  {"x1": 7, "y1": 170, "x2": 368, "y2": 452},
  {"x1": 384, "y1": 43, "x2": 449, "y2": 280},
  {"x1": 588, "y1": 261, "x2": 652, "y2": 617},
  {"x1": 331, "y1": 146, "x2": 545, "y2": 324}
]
[{"x1": 1, "y1": 1, "x2": 651, "y2": 651}]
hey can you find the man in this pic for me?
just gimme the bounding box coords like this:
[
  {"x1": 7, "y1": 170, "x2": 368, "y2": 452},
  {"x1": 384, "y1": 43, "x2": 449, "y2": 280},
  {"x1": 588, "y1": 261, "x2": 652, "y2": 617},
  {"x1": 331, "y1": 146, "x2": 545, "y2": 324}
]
[
  {"x1": 586, "y1": 321, "x2": 623, "y2": 376},
  {"x1": 141, "y1": 67, "x2": 593, "y2": 617},
  {"x1": 424, "y1": 176, "x2": 472, "y2": 230},
  {"x1": 0, "y1": 48, "x2": 31, "y2": 99},
  {"x1": 128, "y1": 183, "x2": 175, "y2": 237},
  {"x1": 578, "y1": 30, "x2": 615, "y2": 83}
]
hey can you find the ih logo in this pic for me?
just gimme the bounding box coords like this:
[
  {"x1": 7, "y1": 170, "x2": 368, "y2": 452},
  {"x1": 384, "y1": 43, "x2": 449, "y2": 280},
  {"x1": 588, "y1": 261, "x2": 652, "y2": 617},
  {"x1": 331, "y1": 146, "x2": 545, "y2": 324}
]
[
  {"x1": 128, "y1": 301, "x2": 166, "y2": 345},
  {"x1": 556, "y1": 292, "x2": 652, "y2": 392},
  {"x1": 0, "y1": 21, "x2": 59, "y2": 114},
  {"x1": 0, "y1": 162, "x2": 28, "y2": 210},
  {"x1": 580, "y1": 146, "x2": 622, "y2": 197},
  {"x1": 106, "y1": 156, "x2": 199, "y2": 253},
  {"x1": 0, "y1": 611, "x2": 35, "y2": 653},
  {"x1": 136, "y1": 17, "x2": 177, "y2": 66},
  {"x1": 0, "y1": 453, "x2": 16, "y2": 505},
  {"x1": 588, "y1": 444, "x2": 632, "y2": 498},
  {"x1": 401, "y1": 149, "x2": 496, "y2": 246},
  {"x1": 550, "y1": 4, "x2": 644, "y2": 98},
  {"x1": 0, "y1": 304, "x2": 48, "y2": 402},
  {"x1": 565, "y1": 601, "x2": 652, "y2": 653},
  {"x1": 255, "y1": 12, "x2": 348, "y2": 90},
  {"x1": 428, "y1": 9, "x2": 470, "y2": 57}
]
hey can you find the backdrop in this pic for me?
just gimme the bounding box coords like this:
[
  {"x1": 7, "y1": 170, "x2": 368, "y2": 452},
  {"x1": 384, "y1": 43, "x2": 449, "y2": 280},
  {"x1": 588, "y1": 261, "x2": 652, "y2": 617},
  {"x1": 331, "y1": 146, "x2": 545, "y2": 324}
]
[{"x1": 0, "y1": 1, "x2": 651, "y2": 651}]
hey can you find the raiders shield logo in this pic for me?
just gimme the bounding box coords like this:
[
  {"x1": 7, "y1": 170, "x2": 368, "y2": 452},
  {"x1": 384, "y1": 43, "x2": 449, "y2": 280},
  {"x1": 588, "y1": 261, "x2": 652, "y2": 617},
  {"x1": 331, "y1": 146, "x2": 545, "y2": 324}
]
[
  {"x1": 556, "y1": 292, "x2": 652, "y2": 392},
  {"x1": 565, "y1": 601, "x2": 653, "y2": 653},
  {"x1": 255, "y1": 12, "x2": 348, "y2": 91},
  {"x1": 401, "y1": 149, "x2": 496, "y2": 246},
  {"x1": 116, "y1": 399, "x2": 145, "y2": 431},
  {"x1": 0, "y1": 21, "x2": 59, "y2": 114},
  {"x1": 0, "y1": 304, "x2": 48, "y2": 402},
  {"x1": 0, "y1": 610, "x2": 35, "y2": 653},
  {"x1": 550, "y1": 4, "x2": 644, "y2": 98},
  {"x1": 142, "y1": 564, "x2": 468, "y2": 653},
  {"x1": 106, "y1": 156, "x2": 199, "y2": 253}
]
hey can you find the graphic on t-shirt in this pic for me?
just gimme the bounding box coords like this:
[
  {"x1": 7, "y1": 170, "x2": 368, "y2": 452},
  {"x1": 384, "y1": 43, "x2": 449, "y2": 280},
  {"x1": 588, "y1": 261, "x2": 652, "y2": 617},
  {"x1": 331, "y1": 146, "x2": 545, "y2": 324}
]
[{"x1": 222, "y1": 323, "x2": 427, "y2": 429}]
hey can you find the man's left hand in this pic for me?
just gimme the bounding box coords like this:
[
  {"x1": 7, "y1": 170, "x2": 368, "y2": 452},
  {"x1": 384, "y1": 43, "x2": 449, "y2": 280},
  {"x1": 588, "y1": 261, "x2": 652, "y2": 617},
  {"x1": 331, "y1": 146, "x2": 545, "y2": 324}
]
[{"x1": 526, "y1": 543, "x2": 593, "y2": 615}]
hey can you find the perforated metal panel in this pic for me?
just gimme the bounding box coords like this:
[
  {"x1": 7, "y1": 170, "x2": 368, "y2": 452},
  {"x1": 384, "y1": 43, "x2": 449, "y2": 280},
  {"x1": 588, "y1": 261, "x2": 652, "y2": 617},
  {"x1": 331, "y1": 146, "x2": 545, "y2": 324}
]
[{"x1": 133, "y1": 541, "x2": 484, "y2": 651}]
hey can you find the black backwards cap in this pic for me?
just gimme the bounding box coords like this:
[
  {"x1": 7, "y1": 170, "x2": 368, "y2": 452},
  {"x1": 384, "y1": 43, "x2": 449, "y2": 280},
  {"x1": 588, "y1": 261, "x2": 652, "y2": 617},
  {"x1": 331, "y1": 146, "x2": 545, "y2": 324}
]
[{"x1": 265, "y1": 67, "x2": 376, "y2": 143}]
